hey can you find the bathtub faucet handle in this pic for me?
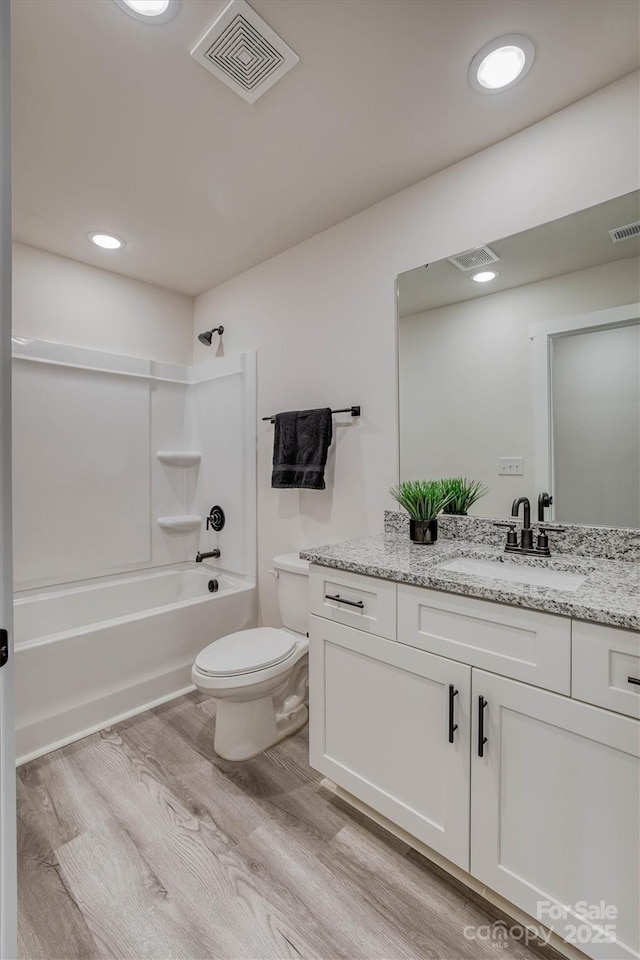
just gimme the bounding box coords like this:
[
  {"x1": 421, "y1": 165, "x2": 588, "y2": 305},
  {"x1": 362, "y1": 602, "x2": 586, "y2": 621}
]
[{"x1": 196, "y1": 549, "x2": 221, "y2": 563}]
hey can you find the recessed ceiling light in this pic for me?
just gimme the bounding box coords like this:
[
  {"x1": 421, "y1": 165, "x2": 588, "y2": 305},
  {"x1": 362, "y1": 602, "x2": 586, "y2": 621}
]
[
  {"x1": 472, "y1": 270, "x2": 499, "y2": 283},
  {"x1": 114, "y1": 0, "x2": 180, "y2": 24},
  {"x1": 88, "y1": 232, "x2": 125, "y2": 250},
  {"x1": 469, "y1": 35, "x2": 534, "y2": 93}
]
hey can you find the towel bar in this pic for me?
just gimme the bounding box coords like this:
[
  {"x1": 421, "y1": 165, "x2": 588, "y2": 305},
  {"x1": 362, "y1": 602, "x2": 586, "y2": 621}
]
[{"x1": 262, "y1": 405, "x2": 360, "y2": 423}]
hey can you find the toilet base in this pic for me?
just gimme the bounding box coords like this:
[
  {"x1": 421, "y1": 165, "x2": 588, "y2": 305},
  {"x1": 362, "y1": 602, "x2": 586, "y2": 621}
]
[{"x1": 214, "y1": 696, "x2": 308, "y2": 761}]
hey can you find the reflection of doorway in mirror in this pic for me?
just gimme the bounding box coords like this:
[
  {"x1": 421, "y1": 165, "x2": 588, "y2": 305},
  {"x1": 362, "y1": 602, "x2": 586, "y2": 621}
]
[{"x1": 551, "y1": 319, "x2": 639, "y2": 528}]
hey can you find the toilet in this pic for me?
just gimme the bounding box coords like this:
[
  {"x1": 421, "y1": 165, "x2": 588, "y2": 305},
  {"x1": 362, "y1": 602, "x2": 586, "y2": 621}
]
[{"x1": 192, "y1": 553, "x2": 310, "y2": 761}]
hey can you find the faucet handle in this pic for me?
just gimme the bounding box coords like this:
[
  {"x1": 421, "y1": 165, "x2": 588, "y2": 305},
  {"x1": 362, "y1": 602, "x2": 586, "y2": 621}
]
[
  {"x1": 494, "y1": 520, "x2": 519, "y2": 550},
  {"x1": 535, "y1": 525, "x2": 565, "y2": 557}
]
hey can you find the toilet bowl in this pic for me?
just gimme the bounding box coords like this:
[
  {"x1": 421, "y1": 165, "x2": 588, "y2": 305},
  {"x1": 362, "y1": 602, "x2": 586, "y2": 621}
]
[{"x1": 192, "y1": 553, "x2": 309, "y2": 760}]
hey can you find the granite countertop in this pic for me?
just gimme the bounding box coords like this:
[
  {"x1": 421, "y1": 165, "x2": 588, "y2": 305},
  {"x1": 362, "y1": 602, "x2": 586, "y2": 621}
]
[{"x1": 300, "y1": 534, "x2": 640, "y2": 631}]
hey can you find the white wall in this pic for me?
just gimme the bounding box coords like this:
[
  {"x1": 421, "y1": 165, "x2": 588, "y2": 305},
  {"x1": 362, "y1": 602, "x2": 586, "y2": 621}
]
[
  {"x1": 187, "y1": 353, "x2": 257, "y2": 581},
  {"x1": 194, "y1": 73, "x2": 640, "y2": 627},
  {"x1": 11, "y1": 244, "x2": 196, "y2": 587},
  {"x1": 11, "y1": 244, "x2": 260, "y2": 590},
  {"x1": 12, "y1": 344, "x2": 256, "y2": 590},
  {"x1": 13, "y1": 358, "x2": 152, "y2": 587},
  {"x1": 12, "y1": 242, "x2": 193, "y2": 365},
  {"x1": 399, "y1": 256, "x2": 640, "y2": 520}
]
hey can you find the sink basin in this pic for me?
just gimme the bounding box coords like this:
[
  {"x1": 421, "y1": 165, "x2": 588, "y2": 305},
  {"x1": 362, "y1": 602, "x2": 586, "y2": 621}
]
[{"x1": 438, "y1": 557, "x2": 589, "y2": 592}]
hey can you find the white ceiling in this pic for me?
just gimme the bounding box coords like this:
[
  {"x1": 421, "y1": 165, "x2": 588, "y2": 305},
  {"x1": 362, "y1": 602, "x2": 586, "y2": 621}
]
[
  {"x1": 11, "y1": 0, "x2": 640, "y2": 296},
  {"x1": 398, "y1": 191, "x2": 640, "y2": 316}
]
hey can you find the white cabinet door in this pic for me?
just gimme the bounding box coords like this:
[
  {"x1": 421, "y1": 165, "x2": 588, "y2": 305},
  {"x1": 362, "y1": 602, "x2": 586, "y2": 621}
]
[
  {"x1": 471, "y1": 670, "x2": 640, "y2": 960},
  {"x1": 309, "y1": 614, "x2": 471, "y2": 869}
]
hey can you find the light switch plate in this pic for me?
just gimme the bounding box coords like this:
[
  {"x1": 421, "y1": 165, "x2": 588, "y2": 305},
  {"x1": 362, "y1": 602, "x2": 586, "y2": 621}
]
[{"x1": 498, "y1": 457, "x2": 524, "y2": 476}]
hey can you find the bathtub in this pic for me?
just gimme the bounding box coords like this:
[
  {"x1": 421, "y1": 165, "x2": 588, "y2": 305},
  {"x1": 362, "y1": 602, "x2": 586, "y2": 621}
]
[{"x1": 14, "y1": 563, "x2": 257, "y2": 763}]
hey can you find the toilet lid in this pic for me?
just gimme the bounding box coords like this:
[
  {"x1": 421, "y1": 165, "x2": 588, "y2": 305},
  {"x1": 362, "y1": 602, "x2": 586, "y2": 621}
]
[{"x1": 194, "y1": 627, "x2": 297, "y2": 677}]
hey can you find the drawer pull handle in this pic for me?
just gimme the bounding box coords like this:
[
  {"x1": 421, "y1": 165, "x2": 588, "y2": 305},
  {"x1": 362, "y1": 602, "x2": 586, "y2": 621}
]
[
  {"x1": 325, "y1": 594, "x2": 364, "y2": 610},
  {"x1": 478, "y1": 696, "x2": 488, "y2": 757},
  {"x1": 448, "y1": 684, "x2": 458, "y2": 743},
  {"x1": 628, "y1": 676, "x2": 640, "y2": 687}
]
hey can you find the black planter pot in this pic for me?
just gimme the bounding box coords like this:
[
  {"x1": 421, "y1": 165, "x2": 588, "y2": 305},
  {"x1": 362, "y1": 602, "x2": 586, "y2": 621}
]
[{"x1": 410, "y1": 518, "x2": 438, "y2": 544}]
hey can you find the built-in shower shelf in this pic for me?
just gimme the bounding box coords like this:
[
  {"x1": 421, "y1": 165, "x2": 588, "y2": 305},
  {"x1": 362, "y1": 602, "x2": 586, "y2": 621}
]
[
  {"x1": 156, "y1": 451, "x2": 202, "y2": 467},
  {"x1": 157, "y1": 515, "x2": 202, "y2": 533}
]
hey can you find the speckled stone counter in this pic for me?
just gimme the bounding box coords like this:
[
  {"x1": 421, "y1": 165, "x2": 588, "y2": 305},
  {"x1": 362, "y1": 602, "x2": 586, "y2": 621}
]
[
  {"x1": 384, "y1": 510, "x2": 640, "y2": 562},
  {"x1": 300, "y1": 534, "x2": 640, "y2": 631}
]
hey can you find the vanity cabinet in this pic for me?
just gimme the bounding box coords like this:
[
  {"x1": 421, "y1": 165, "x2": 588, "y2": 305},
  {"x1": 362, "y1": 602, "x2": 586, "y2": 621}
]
[
  {"x1": 471, "y1": 669, "x2": 640, "y2": 959},
  {"x1": 308, "y1": 564, "x2": 640, "y2": 960},
  {"x1": 308, "y1": 614, "x2": 472, "y2": 869}
]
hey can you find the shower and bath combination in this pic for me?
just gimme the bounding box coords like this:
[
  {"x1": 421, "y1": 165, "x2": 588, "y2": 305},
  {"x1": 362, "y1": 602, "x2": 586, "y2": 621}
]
[{"x1": 198, "y1": 326, "x2": 224, "y2": 346}]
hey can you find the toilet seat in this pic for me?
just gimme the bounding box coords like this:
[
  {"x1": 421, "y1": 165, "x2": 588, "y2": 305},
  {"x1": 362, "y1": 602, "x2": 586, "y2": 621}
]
[{"x1": 194, "y1": 627, "x2": 297, "y2": 678}]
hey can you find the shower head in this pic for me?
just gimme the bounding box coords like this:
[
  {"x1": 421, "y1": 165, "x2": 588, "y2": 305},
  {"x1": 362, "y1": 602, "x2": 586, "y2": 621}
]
[{"x1": 198, "y1": 326, "x2": 224, "y2": 346}]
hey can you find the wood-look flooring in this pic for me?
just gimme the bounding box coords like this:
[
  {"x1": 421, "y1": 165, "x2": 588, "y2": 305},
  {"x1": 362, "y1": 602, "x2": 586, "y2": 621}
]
[{"x1": 18, "y1": 691, "x2": 560, "y2": 960}]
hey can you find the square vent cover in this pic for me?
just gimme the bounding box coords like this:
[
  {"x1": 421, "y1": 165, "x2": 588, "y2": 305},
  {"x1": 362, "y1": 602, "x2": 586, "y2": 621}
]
[
  {"x1": 447, "y1": 245, "x2": 500, "y2": 272},
  {"x1": 191, "y1": 0, "x2": 299, "y2": 104}
]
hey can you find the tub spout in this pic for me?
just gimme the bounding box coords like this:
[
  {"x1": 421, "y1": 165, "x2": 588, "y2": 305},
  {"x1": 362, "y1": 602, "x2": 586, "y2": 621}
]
[{"x1": 196, "y1": 549, "x2": 220, "y2": 562}]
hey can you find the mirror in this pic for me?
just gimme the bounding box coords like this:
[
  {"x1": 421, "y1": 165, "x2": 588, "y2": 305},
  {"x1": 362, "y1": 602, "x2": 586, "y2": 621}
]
[{"x1": 397, "y1": 191, "x2": 640, "y2": 528}]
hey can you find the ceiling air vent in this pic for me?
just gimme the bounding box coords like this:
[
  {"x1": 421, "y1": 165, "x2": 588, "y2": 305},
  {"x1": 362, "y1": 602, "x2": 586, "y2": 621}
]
[
  {"x1": 447, "y1": 245, "x2": 500, "y2": 272},
  {"x1": 191, "y1": 0, "x2": 299, "y2": 104},
  {"x1": 609, "y1": 221, "x2": 640, "y2": 244}
]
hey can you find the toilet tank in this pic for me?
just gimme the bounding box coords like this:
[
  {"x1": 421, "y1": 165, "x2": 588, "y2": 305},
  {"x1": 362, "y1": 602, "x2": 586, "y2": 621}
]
[{"x1": 272, "y1": 553, "x2": 310, "y2": 636}]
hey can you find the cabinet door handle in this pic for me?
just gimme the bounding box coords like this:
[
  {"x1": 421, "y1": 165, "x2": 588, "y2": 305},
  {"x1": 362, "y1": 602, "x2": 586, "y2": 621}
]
[
  {"x1": 448, "y1": 684, "x2": 459, "y2": 743},
  {"x1": 628, "y1": 676, "x2": 640, "y2": 687},
  {"x1": 478, "y1": 696, "x2": 488, "y2": 757},
  {"x1": 324, "y1": 594, "x2": 364, "y2": 609}
]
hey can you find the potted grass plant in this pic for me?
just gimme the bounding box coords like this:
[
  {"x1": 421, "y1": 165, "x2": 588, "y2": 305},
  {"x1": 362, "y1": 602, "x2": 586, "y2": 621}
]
[
  {"x1": 440, "y1": 477, "x2": 489, "y2": 516},
  {"x1": 389, "y1": 479, "x2": 453, "y2": 544}
]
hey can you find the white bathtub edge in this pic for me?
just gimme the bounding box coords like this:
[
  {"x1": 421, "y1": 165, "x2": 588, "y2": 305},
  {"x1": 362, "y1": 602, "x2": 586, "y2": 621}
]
[{"x1": 16, "y1": 682, "x2": 197, "y2": 766}]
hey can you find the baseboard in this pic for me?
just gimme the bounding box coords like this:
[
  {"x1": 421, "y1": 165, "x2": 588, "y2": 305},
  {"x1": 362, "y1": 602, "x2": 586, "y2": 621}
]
[
  {"x1": 321, "y1": 778, "x2": 589, "y2": 960},
  {"x1": 16, "y1": 683, "x2": 197, "y2": 766}
]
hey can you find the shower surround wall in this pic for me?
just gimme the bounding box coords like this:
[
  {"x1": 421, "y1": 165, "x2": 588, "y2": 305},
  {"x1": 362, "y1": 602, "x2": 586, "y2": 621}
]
[
  {"x1": 12, "y1": 340, "x2": 256, "y2": 590},
  {"x1": 11, "y1": 340, "x2": 257, "y2": 760}
]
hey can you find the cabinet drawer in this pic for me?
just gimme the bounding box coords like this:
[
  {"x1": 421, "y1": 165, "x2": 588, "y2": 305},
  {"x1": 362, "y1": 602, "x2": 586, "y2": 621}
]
[
  {"x1": 572, "y1": 621, "x2": 640, "y2": 719},
  {"x1": 309, "y1": 565, "x2": 396, "y2": 640},
  {"x1": 397, "y1": 584, "x2": 570, "y2": 693}
]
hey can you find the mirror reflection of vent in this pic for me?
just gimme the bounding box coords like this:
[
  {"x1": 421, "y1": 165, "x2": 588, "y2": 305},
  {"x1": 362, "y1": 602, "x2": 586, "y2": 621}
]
[
  {"x1": 609, "y1": 221, "x2": 640, "y2": 243},
  {"x1": 191, "y1": 0, "x2": 299, "y2": 104},
  {"x1": 447, "y1": 246, "x2": 500, "y2": 272}
]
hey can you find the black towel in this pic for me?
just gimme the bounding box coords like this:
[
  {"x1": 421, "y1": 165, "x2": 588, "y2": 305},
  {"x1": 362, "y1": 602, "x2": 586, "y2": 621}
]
[{"x1": 271, "y1": 408, "x2": 333, "y2": 490}]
